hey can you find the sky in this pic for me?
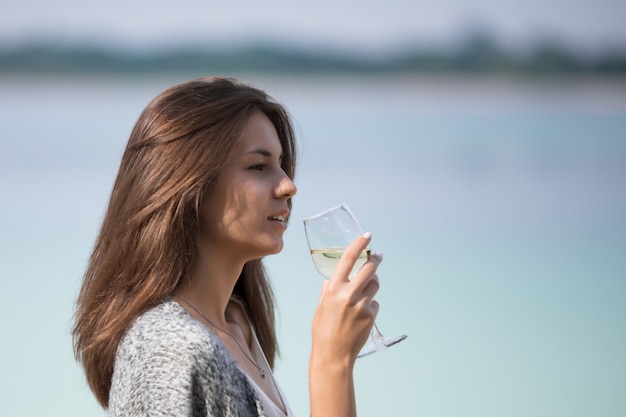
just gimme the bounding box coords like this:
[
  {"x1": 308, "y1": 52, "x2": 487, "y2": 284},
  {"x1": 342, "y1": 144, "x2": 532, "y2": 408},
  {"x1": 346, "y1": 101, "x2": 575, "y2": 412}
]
[{"x1": 1, "y1": 0, "x2": 625, "y2": 54}]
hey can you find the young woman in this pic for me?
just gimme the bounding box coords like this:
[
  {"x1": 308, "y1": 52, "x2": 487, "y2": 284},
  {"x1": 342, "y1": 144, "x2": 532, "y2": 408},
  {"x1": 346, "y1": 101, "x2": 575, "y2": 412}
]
[{"x1": 73, "y1": 77, "x2": 381, "y2": 417}]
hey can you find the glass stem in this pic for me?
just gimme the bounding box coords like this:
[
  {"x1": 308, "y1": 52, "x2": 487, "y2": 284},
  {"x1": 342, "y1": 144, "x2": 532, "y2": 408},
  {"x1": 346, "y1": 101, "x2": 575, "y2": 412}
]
[{"x1": 371, "y1": 322, "x2": 384, "y2": 342}]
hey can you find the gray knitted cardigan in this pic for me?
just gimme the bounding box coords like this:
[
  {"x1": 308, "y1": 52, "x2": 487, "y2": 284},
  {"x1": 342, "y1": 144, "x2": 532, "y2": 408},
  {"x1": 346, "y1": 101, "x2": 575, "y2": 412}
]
[{"x1": 108, "y1": 297, "x2": 265, "y2": 417}]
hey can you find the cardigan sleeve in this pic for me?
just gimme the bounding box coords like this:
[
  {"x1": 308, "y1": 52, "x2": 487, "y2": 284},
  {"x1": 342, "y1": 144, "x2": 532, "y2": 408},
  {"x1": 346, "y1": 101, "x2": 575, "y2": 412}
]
[{"x1": 108, "y1": 300, "x2": 262, "y2": 417}]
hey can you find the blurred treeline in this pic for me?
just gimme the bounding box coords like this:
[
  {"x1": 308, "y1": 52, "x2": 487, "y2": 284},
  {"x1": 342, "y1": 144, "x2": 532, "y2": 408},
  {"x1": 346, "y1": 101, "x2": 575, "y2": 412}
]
[{"x1": 1, "y1": 32, "x2": 625, "y2": 75}]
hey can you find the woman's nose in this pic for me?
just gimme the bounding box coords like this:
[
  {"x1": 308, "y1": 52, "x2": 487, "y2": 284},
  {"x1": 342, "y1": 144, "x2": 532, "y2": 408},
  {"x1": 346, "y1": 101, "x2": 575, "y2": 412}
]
[{"x1": 276, "y1": 173, "x2": 297, "y2": 199}]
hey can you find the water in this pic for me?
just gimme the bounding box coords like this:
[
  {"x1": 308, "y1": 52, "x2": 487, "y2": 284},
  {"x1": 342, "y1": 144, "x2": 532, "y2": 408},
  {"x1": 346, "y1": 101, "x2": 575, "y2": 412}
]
[{"x1": 1, "y1": 74, "x2": 625, "y2": 416}]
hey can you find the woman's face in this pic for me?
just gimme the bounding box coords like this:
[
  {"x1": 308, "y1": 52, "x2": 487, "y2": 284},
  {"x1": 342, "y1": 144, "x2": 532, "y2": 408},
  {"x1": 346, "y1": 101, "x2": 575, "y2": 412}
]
[{"x1": 199, "y1": 110, "x2": 297, "y2": 261}]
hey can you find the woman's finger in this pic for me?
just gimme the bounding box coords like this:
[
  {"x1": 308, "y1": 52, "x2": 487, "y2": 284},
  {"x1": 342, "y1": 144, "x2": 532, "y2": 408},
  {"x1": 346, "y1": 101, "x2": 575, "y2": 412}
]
[
  {"x1": 331, "y1": 232, "x2": 372, "y2": 283},
  {"x1": 361, "y1": 273, "x2": 380, "y2": 301},
  {"x1": 350, "y1": 251, "x2": 383, "y2": 291}
]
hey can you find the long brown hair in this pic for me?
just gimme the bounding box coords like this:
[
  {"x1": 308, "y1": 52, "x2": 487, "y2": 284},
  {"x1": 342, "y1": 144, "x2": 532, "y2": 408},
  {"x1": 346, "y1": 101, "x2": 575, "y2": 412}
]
[{"x1": 72, "y1": 77, "x2": 297, "y2": 408}]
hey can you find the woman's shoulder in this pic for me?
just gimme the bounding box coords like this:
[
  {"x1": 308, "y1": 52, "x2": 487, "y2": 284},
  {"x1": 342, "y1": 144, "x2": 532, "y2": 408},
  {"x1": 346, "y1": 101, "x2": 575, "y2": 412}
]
[
  {"x1": 128, "y1": 297, "x2": 207, "y2": 338},
  {"x1": 110, "y1": 298, "x2": 262, "y2": 416},
  {"x1": 119, "y1": 297, "x2": 217, "y2": 359}
]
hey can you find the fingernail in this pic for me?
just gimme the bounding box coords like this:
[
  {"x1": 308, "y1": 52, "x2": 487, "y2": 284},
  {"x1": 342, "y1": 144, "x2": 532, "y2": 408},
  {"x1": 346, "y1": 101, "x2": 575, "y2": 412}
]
[
  {"x1": 374, "y1": 251, "x2": 384, "y2": 259},
  {"x1": 363, "y1": 231, "x2": 372, "y2": 239}
]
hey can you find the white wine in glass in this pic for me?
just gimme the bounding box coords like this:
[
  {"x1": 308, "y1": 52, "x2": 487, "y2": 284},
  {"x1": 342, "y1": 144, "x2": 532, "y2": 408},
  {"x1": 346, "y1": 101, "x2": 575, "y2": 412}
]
[
  {"x1": 310, "y1": 248, "x2": 371, "y2": 280},
  {"x1": 304, "y1": 203, "x2": 407, "y2": 357}
]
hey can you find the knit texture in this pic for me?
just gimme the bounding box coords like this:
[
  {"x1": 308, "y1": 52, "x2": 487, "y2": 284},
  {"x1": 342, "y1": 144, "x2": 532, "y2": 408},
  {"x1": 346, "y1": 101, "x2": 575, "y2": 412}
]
[{"x1": 108, "y1": 298, "x2": 264, "y2": 417}]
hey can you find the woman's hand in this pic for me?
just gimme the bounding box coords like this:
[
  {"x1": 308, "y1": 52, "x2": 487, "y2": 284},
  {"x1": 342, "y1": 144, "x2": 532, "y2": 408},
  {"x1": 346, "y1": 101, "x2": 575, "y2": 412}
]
[
  {"x1": 310, "y1": 231, "x2": 382, "y2": 367},
  {"x1": 308, "y1": 232, "x2": 381, "y2": 417}
]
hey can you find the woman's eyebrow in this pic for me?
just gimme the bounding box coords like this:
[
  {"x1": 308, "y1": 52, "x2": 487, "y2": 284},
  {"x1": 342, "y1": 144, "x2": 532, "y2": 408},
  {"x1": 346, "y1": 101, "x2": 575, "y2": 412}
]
[
  {"x1": 245, "y1": 148, "x2": 284, "y2": 159},
  {"x1": 246, "y1": 148, "x2": 272, "y2": 157}
]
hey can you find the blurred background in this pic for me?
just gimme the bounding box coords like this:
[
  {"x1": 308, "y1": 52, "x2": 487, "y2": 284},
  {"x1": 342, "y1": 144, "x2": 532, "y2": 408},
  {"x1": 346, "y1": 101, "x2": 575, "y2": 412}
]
[{"x1": 1, "y1": 1, "x2": 625, "y2": 416}]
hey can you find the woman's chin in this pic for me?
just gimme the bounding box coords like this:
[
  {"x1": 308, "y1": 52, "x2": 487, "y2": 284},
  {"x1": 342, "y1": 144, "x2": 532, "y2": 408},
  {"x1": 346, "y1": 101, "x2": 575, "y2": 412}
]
[
  {"x1": 247, "y1": 239, "x2": 284, "y2": 260},
  {"x1": 266, "y1": 243, "x2": 284, "y2": 256},
  {"x1": 264, "y1": 239, "x2": 285, "y2": 256}
]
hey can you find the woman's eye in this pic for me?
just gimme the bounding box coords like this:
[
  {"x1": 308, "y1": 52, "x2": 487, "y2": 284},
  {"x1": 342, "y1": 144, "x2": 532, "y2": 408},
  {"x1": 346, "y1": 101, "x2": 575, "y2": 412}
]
[{"x1": 249, "y1": 164, "x2": 265, "y2": 171}]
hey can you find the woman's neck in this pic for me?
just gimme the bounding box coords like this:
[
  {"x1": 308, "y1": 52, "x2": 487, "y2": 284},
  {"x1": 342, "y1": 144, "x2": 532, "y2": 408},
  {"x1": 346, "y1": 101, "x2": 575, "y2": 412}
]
[{"x1": 173, "y1": 240, "x2": 247, "y2": 328}]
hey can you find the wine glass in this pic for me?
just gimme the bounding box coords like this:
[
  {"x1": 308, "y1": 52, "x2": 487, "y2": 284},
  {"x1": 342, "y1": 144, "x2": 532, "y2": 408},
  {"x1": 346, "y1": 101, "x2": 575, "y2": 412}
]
[{"x1": 303, "y1": 203, "x2": 407, "y2": 357}]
